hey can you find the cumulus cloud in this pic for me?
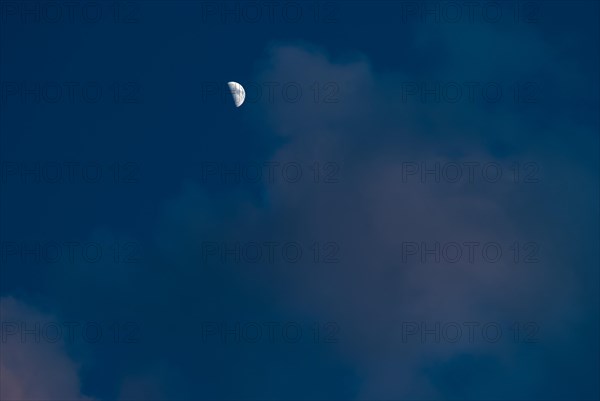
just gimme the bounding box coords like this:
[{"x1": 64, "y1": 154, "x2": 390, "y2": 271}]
[
  {"x1": 248, "y1": 43, "x2": 586, "y2": 398},
  {"x1": 0, "y1": 297, "x2": 91, "y2": 401}
]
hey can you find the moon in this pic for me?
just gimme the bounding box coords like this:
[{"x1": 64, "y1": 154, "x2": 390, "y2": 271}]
[{"x1": 227, "y1": 81, "x2": 245, "y2": 107}]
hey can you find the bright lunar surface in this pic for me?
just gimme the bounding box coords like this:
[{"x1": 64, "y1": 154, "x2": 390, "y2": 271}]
[{"x1": 227, "y1": 81, "x2": 245, "y2": 107}]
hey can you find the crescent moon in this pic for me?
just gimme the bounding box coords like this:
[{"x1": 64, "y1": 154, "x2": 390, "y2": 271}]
[{"x1": 227, "y1": 81, "x2": 245, "y2": 107}]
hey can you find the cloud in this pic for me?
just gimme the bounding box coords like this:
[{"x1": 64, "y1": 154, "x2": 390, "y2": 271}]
[{"x1": 0, "y1": 296, "x2": 91, "y2": 401}]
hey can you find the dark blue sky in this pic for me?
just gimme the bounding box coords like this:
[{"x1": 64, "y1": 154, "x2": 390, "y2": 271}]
[{"x1": 1, "y1": 1, "x2": 599, "y2": 400}]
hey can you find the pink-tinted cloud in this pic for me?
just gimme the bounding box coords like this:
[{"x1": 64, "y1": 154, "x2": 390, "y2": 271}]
[{"x1": 1, "y1": 297, "x2": 91, "y2": 401}]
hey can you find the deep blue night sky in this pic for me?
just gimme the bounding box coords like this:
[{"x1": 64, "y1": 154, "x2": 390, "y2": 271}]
[{"x1": 0, "y1": 1, "x2": 599, "y2": 400}]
